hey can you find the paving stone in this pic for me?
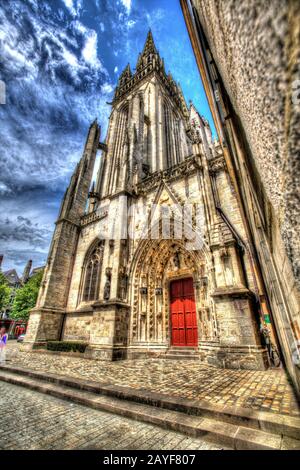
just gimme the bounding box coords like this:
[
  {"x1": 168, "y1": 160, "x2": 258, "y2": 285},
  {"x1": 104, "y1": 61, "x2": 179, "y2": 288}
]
[
  {"x1": 0, "y1": 381, "x2": 228, "y2": 450},
  {"x1": 5, "y1": 341, "x2": 300, "y2": 417}
]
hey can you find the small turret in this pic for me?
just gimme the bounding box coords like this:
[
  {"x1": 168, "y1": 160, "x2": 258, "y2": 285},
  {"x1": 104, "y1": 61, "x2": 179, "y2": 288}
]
[{"x1": 118, "y1": 64, "x2": 132, "y2": 85}]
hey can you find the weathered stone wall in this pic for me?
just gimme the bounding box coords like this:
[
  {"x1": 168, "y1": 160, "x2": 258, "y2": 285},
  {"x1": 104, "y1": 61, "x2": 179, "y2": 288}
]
[
  {"x1": 63, "y1": 313, "x2": 92, "y2": 342},
  {"x1": 193, "y1": 0, "x2": 300, "y2": 288}
]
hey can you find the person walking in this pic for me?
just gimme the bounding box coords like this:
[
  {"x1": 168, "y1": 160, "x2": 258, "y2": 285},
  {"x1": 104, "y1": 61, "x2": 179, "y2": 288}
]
[{"x1": 0, "y1": 327, "x2": 8, "y2": 364}]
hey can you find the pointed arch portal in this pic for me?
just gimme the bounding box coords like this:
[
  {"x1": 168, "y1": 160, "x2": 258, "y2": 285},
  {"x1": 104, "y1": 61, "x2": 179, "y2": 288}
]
[{"x1": 129, "y1": 237, "x2": 218, "y2": 348}]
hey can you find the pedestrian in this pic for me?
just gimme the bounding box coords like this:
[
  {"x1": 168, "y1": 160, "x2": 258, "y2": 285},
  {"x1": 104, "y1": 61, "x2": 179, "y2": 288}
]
[
  {"x1": 260, "y1": 322, "x2": 272, "y2": 359},
  {"x1": 0, "y1": 327, "x2": 8, "y2": 364}
]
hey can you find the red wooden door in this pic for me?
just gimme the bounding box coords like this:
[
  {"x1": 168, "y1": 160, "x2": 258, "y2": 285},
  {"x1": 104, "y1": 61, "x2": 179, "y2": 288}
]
[{"x1": 170, "y1": 278, "x2": 198, "y2": 347}]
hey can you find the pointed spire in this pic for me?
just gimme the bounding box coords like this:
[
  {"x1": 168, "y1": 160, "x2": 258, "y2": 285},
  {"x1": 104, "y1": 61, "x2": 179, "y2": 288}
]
[
  {"x1": 143, "y1": 29, "x2": 156, "y2": 54},
  {"x1": 118, "y1": 63, "x2": 132, "y2": 84},
  {"x1": 136, "y1": 29, "x2": 158, "y2": 68}
]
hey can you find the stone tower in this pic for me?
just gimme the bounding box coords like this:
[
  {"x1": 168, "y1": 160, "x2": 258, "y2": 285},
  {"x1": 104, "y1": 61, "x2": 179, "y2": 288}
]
[{"x1": 24, "y1": 31, "x2": 268, "y2": 369}]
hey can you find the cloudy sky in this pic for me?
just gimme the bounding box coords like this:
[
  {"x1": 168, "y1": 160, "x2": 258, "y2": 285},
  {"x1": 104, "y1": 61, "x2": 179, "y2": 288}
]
[{"x1": 0, "y1": 0, "x2": 214, "y2": 275}]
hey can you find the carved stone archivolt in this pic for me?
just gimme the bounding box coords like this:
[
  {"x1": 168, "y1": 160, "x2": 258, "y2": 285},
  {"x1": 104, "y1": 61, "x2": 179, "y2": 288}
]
[{"x1": 129, "y1": 235, "x2": 218, "y2": 345}]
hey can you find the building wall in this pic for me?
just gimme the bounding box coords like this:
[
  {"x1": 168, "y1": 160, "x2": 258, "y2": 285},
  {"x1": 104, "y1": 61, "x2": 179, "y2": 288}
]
[{"x1": 180, "y1": 0, "x2": 300, "y2": 391}]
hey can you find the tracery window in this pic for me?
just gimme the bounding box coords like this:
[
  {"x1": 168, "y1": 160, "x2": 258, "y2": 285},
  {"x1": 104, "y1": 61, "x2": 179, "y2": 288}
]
[{"x1": 82, "y1": 240, "x2": 104, "y2": 302}]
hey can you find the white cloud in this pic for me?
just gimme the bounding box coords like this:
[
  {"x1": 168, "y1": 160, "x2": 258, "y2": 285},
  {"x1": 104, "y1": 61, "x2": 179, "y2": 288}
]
[
  {"x1": 127, "y1": 19, "x2": 136, "y2": 29},
  {"x1": 0, "y1": 182, "x2": 11, "y2": 195},
  {"x1": 63, "y1": 48, "x2": 79, "y2": 68},
  {"x1": 100, "y1": 22, "x2": 105, "y2": 32},
  {"x1": 72, "y1": 19, "x2": 87, "y2": 35},
  {"x1": 82, "y1": 30, "x2": 101, "y2": 68},
  {"x1": 114, "y1": 66, "x2": 118, "y2": 73},
  {"x1": 120, "y1": 0, "x2": 131, "y2": 14},
  {"x1": 101, "y1": 83, "x2": 114, "y2": 94},
  {"x1": 61, "y1": 0, "x2": 82, "y2": 17}
]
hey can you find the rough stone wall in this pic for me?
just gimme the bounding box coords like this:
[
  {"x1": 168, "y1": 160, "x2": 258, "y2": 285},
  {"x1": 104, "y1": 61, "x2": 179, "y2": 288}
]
[
  {"x1": 66, "y1": 219, "x2": 103, "y2": 311},
  {"x1": 63, "y1": 313, "x2": 92, "y2": 342},
  {"x1": 193, "y1": 0, "x2": 300, "y2": 287},
  {"x1": 214, "y1": 297, "x2": 258, "y2": 346},
  {"x1": 25, "y1": 310, "x2": 63, "y2": 344}
]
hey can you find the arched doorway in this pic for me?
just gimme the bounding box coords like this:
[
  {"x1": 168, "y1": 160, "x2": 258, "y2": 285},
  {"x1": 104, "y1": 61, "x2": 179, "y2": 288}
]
[
  {"x1": 170, "y1": 277, "x2": 198, "y2": 347},
  {"x1": 128, "y1": 236, "x2": 217, "y2": 355}
]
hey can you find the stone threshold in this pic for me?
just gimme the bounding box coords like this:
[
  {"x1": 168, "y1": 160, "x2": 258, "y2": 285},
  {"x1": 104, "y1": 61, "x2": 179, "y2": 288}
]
[{"x1": 0, "y1": 363, "x2": 299, "y2": 449}]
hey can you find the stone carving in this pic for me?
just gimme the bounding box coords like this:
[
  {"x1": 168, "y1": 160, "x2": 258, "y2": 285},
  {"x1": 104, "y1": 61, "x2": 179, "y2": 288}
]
[
  {"x1": 137, "y1": 156, "x2": 201, "y2": 195},
  {"x1": 104, "y1": 268, "x2": 112, "y2": 301},
  {"x1": 208, "y1": 156, "x2": 227, "y2": 174}
]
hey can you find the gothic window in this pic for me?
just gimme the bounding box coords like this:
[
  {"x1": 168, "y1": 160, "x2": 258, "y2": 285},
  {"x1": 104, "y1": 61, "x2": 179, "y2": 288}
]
[{"x1": 82, "y1": 241, "x2": 104, "y2": 302}]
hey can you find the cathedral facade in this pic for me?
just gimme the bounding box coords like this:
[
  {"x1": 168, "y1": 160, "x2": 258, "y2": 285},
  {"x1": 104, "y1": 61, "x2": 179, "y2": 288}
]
[{"x1": 24, "y1": 32, "x2": 269, "y2": 370}]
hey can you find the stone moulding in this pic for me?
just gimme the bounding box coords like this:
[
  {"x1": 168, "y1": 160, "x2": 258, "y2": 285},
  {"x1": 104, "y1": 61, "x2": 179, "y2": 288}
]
[
  {"x1": 91, "y1": 300, "x2": 131, "y2": 309},
  {"x1": 211, "y1": 287, "x2": 255, "y2": 299},
  {"x1": 137, "y1": 155, "x2": 202, "y2": 195},
  {"x1": 80, "y1": 209, "x2": 108, "y2": 227}
]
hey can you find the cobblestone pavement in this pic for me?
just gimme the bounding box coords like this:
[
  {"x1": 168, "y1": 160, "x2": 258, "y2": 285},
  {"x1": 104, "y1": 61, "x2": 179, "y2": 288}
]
[
  {"x1": 6, "y1": 342, "x2": 300, "y2": 417},
  {"x1": 0, "y1": 381, "x2": 228, "y2": 450}
]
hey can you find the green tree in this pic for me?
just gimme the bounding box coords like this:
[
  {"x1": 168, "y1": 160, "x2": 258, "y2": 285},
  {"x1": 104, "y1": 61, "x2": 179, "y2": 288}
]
[
  {"x1": 10, "y1": 270, "x2": 44, "y2": 321},
  {"x1": 0, "y1": 272, "x2": 12, "y2": 313}
]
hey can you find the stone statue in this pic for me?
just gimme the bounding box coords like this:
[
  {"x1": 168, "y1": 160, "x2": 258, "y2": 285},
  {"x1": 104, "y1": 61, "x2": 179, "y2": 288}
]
[{"x1": 104, "y1": 276, "x2": 111, "y2": 301}]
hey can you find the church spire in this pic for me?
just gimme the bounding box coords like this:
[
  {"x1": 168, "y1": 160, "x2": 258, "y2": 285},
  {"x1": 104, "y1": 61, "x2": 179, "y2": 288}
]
[
  {"x1": 136, "y1": 29, "x2": 158, "y2": 68},
  {"x1": 142, "y1": 29, "x2": 157, "y2": 55}
]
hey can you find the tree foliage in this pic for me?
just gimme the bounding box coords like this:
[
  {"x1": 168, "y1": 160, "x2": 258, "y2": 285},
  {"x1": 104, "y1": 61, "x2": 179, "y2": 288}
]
[
  {"x1": 0, "y1": 272, "x2": 12, "y2": 313},
  {"x1": 10, "y1": 270, "x2": 43, "y2": 321}
]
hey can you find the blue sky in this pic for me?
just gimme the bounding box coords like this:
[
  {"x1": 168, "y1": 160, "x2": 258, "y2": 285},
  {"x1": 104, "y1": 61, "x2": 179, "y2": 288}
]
[{"x1": 0, "y1": 0, "x2": 215, "y2": 274}]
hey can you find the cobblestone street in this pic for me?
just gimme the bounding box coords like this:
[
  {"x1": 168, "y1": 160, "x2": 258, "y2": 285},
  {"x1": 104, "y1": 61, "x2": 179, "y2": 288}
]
[
  {"x1": 6, "y1": 342, "x2": 300, "y2": 417},
  {"x1": 0, "y1": 381, "x2": 227, "y2": 450}
]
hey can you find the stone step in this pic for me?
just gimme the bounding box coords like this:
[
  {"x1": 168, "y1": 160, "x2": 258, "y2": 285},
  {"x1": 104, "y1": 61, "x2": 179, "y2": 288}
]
[
  {"x1": 0, "y1": 364, "x2": 300, "y2": 445},
  {"x1": 0, "y1": 367, "x2": 298, "y2": 450},
  {"x1": 167, "y1": 347, "x2": 198, "y2": 353},
  {"x1": 164, "y1": 347, "x2": 200, "y2": 360},
  {"x1": 164, "y1": 354, "x2": 200, "y2": 360}
]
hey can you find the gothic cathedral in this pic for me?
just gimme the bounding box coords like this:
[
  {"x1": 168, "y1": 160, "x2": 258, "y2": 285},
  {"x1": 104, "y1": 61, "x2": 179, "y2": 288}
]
[{"x1": 24, "y1": 32, "x2": 268, "y2": 370}]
